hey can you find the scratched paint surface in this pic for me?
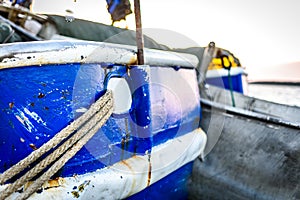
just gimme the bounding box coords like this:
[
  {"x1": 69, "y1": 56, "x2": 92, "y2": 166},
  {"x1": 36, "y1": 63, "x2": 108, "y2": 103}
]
[{"x1": 0, "y1": 63, "x2": 200, "y2": 178}]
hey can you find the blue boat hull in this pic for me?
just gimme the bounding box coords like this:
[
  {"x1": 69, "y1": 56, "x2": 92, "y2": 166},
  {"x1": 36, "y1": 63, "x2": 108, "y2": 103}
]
[
  {"x1": 206, "y1": 73, "x2": 244, "y2": 93},
  {"x1": 206, "y1": 68, "x2": 245, "y2": 93},
  {"x1": 0, "y1": 41, "x2": 207, "y2": 199}
]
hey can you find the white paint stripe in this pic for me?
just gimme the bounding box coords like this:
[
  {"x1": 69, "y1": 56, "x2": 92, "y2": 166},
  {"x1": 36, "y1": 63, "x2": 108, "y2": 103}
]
[
  {"x1": 0, "y1": 128, "x2": 206, "y2": 199},
  {"x1": 0, "y1": 41, "x2": 198, "y2": 69},
  {"x1": 206, "y1": 67, "x2": 244, "y2": 78}
]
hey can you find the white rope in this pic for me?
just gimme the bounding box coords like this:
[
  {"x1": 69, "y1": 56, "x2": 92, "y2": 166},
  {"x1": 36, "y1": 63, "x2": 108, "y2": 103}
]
[
  {"x1": 0, "y1": 90, "x2": 112, "y2": 185},
  {"x1": 0, "y1": 90, "x2": 114, "y2": 199}
]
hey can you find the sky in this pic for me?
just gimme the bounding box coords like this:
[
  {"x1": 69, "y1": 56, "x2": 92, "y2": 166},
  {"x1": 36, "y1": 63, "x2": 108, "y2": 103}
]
[{"x1": 31, "y1": 0, "x2": 300, "y2": 76}]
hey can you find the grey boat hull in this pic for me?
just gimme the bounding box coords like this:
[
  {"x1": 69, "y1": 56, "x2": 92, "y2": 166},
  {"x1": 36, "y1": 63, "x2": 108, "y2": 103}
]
[{"x1": 189, "y1": 85, "x2": 300, "y2": 200}]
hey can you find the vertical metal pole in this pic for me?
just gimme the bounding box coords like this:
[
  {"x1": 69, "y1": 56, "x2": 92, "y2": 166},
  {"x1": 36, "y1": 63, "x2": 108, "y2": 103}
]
[{"x1": 134, "y1": 0, "x2": 144, "y2": 65}]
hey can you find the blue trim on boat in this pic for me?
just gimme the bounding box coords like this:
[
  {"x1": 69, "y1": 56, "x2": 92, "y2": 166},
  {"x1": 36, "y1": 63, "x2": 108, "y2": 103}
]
[{"x1": 206, "y1": 73, "x2": 244, "y2": 93}]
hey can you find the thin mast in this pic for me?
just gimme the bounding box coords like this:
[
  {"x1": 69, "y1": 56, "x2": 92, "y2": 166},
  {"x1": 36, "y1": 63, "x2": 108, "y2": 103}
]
[{"x1": 134, "y1": 0, "x2": 144, "y2": 65}]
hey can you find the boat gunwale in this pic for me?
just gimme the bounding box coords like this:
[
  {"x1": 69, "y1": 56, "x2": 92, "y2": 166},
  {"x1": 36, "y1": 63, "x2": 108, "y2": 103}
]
[{"x1": 0, "y1": 40, "x2": 199, "y2": 70}]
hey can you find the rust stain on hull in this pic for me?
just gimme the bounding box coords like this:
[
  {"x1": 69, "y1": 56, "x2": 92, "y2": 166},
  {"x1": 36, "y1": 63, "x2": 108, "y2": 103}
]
[
  {"x1": 71, "y1": 180, "x2": 91, "y2": 198},
  {"x1": 9, "y1": 102, "x2": 14, "y2": 109},
  {"x1": 29, "y1": 143, "x2": 38, "y2": 150},
  {"x1": 147, "y1": 154, "x2": 152, "y2": 187},
  {"x1": 120, "y1": 160, "x2": 134, "y2": 172},
  {"x1": 44, "y1": 177, "x2": 66, "y2": 189},
  {"x1": 128, "y1": 55, "x2": 138, "y2": 66},
  {"x1": 23, "y1": 177, "x2": 65, "y2": 192}
]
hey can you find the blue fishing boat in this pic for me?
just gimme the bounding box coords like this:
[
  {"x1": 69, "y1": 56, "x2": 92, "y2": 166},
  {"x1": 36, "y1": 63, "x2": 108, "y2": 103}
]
[
  {"x1": 0, "y1": 40, "x2": 207, "y2": 199},
  {"x1": 204, "y1": 47, "x2": 246, "y2": 94}
]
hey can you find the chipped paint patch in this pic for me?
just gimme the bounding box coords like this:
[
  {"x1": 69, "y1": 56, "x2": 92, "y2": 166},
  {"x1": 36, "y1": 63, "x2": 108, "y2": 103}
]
[
  {"x1": 9, "y1": 102, "x2": 14, "y2": 109},
  {"x1": 75, "y1": 107, "x2": 88, "y2": 113},
  {"x1": 21, "y1": 178, "x2": 66, "y2": 194},
  {"x1": 23, "y1": 108, "x2": 47, "y2": 126},
  {"x1": 12, "y1": 106, "x2": 47, "y2": 133},
  {"x1": 70, "y1": 180, "x2": 91, "y2": 198},
  {"x1": 44, "y1": 178, "x2": 66, "y2": 189},
  {"x1": 14, "y1": 109, "x2": 36, "y2": 133}
]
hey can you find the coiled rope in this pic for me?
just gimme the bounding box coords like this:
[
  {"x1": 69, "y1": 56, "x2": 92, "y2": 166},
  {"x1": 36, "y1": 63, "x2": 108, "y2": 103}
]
[{"x1": 0, "y1": 90, "x2": 114, "y2": 200}]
